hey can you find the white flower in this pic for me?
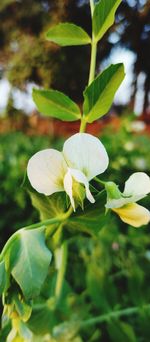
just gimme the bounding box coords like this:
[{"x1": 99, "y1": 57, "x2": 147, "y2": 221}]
[
  {"x1": 27, "y1": 133, "x2": 109, "y2": 210},
  {"x1": 105, "y1": 172, "x2": 150, "y2": 227}
]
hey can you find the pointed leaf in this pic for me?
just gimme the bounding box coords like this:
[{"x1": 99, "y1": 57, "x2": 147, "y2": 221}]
[
  {"x1": 11, "y1": 228, "x2": 52, "y2": 299},
  {"x1": 32, "y1": 88, "x2": 81, "y2": 121},
  {"x1": 93, "y1": 0, "x2": 122, "y2": 42},
  {"x1": 46, "y1": 23, "x2": 91, "y2": 46},
  {"x1": 83, "y1": 63, "x2": 125, "y2": 123}
]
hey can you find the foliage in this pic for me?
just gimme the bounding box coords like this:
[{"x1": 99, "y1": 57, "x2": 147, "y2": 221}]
[
  {"x1": 0, "y1": 0, "x2": 149, "y2": 109},
  {"x1": 32, "y1": 89, "x2": 81, "y2": 121},
  {"x1": 1, "y1": 1, "x2": 150, "y2": 341},
  {"x1": 0, "y1": 132, "x2": 58, "y2": 248},
  {"x1": 1, "y1": 118, "x2": 150, "y2": 341},
  {"x1": 46, "y1": 23, "x2": 91, "y2": 46},
  {"x1": 83, "y1": 63, "x2": 125, "y2": 122}
]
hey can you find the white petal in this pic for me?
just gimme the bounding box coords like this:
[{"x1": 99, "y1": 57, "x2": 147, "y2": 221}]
[
  {"x1": 106, "y1": 197, "x2": 133, "y2": 209},
  {"x1": 113, "y1": 203, "x2": 150, "y2": 228},
  {"x1": 63, "y1": 169, "x2": 75, "y2": 210},
  {"x1": 63, "y1": 133, "x2": 109, "y2": 181},
  {"x1": 27, "y1": 149, "x2": 67, "y2": 196},
  {"x1": 106, "y1": 194, "x2": 148, "y2": 209},
  {"x1": 123, "y1": 172, "x2": 150, "y2": 200},
  {"x1": 70, "y1": 168, "x2": 95, "y2": 204}
]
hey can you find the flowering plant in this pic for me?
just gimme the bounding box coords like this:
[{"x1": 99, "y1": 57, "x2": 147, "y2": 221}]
[{"x1": 0, "y1": 1, "x2": 150, "y2": 341}]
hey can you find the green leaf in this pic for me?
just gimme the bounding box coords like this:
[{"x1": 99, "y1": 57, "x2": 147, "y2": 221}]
[
  {"x1": 83, "y1": 63, "x2": 125, "y2": 123},
  {"x1": 0, "y1": 260, "x2": 7, "y2": 295},
  {"x1": 46, "y1": 23, "x2": 91, "y2": 46},
  {"x1": 23, "y1": 173, "x2": 67, "y2": 221},
  {"x1": 29, "y1": 191, "x2": 67, "y2": 222},
  {"x1": 107, "y1": 320, "x2": 137, "y2": 342},
  {"x1": 93, "y1": 0, "x2": 122, "y2": 42},
  {"x1": 68, "y1": 191, "x2": 108, "y2": 236},
  {"x1": 32, "y1": 88, "x2": 81, "y2": 122},
  {"x1": 28, "y1": 275, "x2": 72, "y2": 335},
  {"x1": 11, "y1": 227, "x2": 52, "y2": 299}
]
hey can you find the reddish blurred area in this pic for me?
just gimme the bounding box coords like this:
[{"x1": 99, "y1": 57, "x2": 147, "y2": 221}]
[{"x1": 0, "y1": 108, "x2": 150, "y2": 137}]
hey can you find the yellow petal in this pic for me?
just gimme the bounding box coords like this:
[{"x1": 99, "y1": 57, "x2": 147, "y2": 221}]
[{"x1": 112, "y1": 203, "x2": 150, "y2": 228}]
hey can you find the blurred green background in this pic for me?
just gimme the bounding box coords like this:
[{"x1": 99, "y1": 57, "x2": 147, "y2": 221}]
[{"x1": 0, "y1": 0, "x2": 150, "y2": 341}]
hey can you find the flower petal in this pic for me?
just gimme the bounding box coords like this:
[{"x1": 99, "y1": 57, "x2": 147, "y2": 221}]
[
  {"x1": 112, "y1": 203, "x2": 150, "y2": 228},
  {"x1": 70, "y1": 168, "x2": 95, "y2": 204},
  {"x1": 123, "y1": 172, "x2": 150, "y2": 200},
  {"x1": 27, "y1": 149, "x2": 67, "y2": 196},
  {"x1": 63, "y1": 133, "x2": 109, "y2": 180},
  {"x1": 106, "y1": 197, "x2": 132, "y2": 209},
  {"x1": 63, "y1": 169, "x2": 75, "y2": 210}
]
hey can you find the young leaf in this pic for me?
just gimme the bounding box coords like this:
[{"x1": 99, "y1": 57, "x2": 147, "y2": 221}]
[
  {"x1": 83, "y1": 63, "x2": 125, "y2": 123},
  {"x1": 46, "y1": 23, "x2": 91, "y2": 46},
  {"x1": 0, "y1": 260, "x2": 7, "y2": 295},
  {"x1": 32, "y1": 88, "x2": 81, "y2": 122},
  {"x1": 93, "y1": 0, "x2": 122, "y2": 42},
  {"x1": 11, "y1": 227, "x2": 52, "y2": 299}
]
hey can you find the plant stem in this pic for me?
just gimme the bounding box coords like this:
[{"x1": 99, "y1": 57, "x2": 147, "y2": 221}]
[
  {"x1": 79, "y1": 0, "x2": 97, "y2": 133},
  {"x1": 94, "y1": 177, "x2": 106, "y2": 186},
  {"x1": 88, "y1": 38, "x2": 97, "y2": 86},
  {"x1": 80, "y1": 304, "x2": 150, "y2": 328},
  {"x1": 89, "y1": 0, "x2": 94, "y2": 16},
  {"x1": 55, "y1": 241, "x2": 68, "y2": 303},
  {"x1": 24, "y1": 217, "x2": 62, "y2": 230},
  {"x1": 79, "y1": 118, "x2": 87, "y2": 133}
]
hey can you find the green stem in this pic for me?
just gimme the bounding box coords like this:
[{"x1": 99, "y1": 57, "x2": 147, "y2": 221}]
[
  {"x1": 90, "y1": 0, "x2": 94, "y2": 16},
  {"x1": 88, "y1": 38, "x2": 97, "y2": 86},
  {"x1": 79, "y1": 118, "x2": 87, "y2": 133},
  {"x1": 55, "y1": 241, "x2": 68, "y2": 303},
  {"x1": 80, "y1": 304, "x2": 150, "y2": 328},
  {"x1": 94, "y1": 177, "x2": 106, "y2": 186},
  {"x1": 23, "y1": 217, "x2": 62, "y2": 230},
  {"x1": 79, "y1": 0, "x2": 97, "y2": 133}
]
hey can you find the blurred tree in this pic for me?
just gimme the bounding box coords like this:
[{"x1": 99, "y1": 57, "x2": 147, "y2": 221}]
[
  {"x1": 0, "y1": 0, "x2": 90, "y2": 103},
  {"x1": 116, "y1": 0, "x2": 150, "y2": 114},
  {"x1": 0, "y1": 0, "x2": 149, "y2": 111}
]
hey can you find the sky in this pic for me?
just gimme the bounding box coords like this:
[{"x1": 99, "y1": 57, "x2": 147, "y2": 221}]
[{"x1": 0, "y1": 47, "x2": 144, "y2": 116}]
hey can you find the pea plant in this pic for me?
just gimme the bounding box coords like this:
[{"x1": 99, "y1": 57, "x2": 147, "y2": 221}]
[{"x1": 1, "y1": 1, "x2": 150, "y2": 341}]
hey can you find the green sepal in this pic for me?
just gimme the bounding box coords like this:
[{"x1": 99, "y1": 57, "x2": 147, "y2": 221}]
[
  {"x1": 105, "y1": 182, "x2": 122, "y2": 201},
  {"x1": 72, "y1": 179, "x2": 85, "y2": 210}
]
